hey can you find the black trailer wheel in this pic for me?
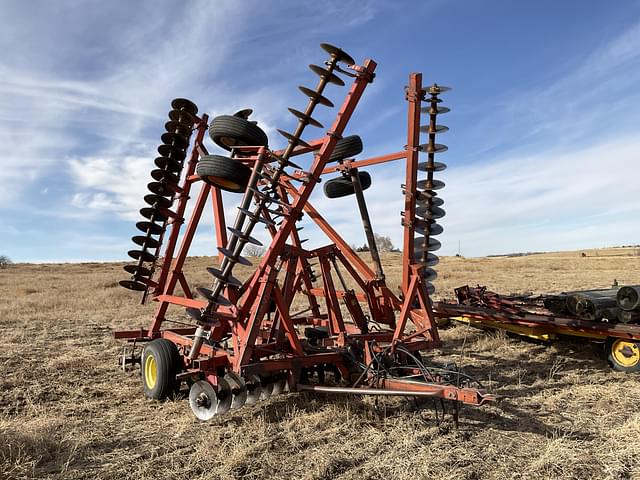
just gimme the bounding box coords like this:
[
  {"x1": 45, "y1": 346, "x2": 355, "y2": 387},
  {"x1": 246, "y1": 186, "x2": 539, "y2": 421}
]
[
  {"x1": 141, "y1": 339, "x2": 182, "y2": 399},
  {"x1": 606, "y1": 337, "x2": 640, "y2": 372},
  {"x1": 196, "y1": 155, "x2": 251, "y2": 193},
  {"x1": 209, "y1": 115, "x2": 268, "y2": 151},
  {"x1": 323, "y1": 171, "x2": 371, "y2": 199},
  {"x1": 330, "y1": 135, "x2": 363, "y2": 162}
]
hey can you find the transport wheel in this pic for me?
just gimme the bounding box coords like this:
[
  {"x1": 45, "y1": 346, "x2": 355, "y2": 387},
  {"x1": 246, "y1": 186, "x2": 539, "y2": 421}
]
[
  {"x1": 208, "y1": 115, "x2": 268, "y2": 151},
  {"x1": 606, "y1": 338, "x2": 640, "y2": 372},
  {"x1": 323, "y1": 171, "x2": 371, "y2": 199},
  {"x1": 196, "y1": 155, "x2": 251, "y2": 192},
  {"x1": 141, "y1": 339, "x2": 182, "y2": 399},
  {"x1": 330, "y1": 135, "x2": 363, "y2": 162}
]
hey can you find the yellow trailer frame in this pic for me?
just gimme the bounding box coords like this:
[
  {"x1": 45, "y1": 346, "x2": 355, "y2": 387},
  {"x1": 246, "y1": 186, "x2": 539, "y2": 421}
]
[{"x1": 434, "y1": 302, "x2": 640, "y2": 372}]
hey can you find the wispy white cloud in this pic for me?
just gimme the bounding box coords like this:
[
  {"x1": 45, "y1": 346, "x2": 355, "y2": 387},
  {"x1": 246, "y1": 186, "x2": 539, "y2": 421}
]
[
  {"x1": 442, "y1": 135, "x2": 640, "y2": 256},
  {"x1": 1, "y1": 1, "x2": 639, "y2": 262}
]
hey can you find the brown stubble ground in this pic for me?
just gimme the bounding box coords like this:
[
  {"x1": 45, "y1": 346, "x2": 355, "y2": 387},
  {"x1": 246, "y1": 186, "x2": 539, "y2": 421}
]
[{"x1": 1, "y1": 249, "x2": 639, "y2": 479}]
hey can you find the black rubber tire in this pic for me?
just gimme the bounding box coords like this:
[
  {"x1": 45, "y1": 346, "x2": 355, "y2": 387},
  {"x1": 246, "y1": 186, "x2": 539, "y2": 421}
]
[
  {"x1": 209, "y1": 115, "x2": 268, "y2": 151},
  {"x1": 141, "y1": 339, "x2": 182, "y2": 400},
  {"x1": 196, "y1": 155, "x2": 251, "y2": 193},
  {"x1": 323, "y1": 171, "x2": 372, "y2": 199},
  {"x1": 605, "y1": 337, "x2": 640, "y2": 373},
  {"x1": 330, "y1": 135, "x2": 363, "y2": 162}
]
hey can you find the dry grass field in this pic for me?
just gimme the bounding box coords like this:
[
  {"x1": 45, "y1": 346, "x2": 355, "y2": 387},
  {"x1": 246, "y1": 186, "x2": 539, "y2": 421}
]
[{"x1": 1, "y1": 248, "x2": 639, "y2": 479}]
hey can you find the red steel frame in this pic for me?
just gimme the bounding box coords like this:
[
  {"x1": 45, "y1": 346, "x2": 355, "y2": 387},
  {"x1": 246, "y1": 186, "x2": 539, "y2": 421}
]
[{"x1": 116, "y1": 61, "x2": 492, "y2": 407}]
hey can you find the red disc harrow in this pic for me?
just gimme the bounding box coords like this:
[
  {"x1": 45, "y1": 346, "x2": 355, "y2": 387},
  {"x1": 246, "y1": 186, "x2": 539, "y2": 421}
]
[{"x1": 116, "y1": 43, "x2": 494, "y2": 421}]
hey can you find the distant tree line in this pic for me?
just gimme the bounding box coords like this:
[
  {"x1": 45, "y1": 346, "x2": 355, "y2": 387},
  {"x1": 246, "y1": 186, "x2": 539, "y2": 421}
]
[
  {"x1": 353, "y1": 234, "x2": 399, "y2": 253},
  {"x1": 0, "y1": 255, "x2": 12, "y2": 269}
]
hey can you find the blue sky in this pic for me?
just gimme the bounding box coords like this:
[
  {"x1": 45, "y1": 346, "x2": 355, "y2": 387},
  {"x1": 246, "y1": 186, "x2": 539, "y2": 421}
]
[{"x1": 1, "y1": 0, "x2": 640, "y2": 262}]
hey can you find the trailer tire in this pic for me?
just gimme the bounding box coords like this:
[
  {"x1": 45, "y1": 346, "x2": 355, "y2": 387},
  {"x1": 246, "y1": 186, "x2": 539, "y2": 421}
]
[
  {"x1": 330, "y1": 135, "x2": 363, "y2": 162},
  {"x1": 605, "y1": 337, "x2": 640, "y2": 373},
  {"x1": 323, "y1": 171, "x2": 371, "y2": 199},
  {"x1": 142, "y1": 339, "x2": 182, "y2": 399},
  {"x1": 197, "y1": 155, "x2": 251, "y2": 193},
  {"x1": 209, "y1": 115, "x2": 268, "y2": 151}
]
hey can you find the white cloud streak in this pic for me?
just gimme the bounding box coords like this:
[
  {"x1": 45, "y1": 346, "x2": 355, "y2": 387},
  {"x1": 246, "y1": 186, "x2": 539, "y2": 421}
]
[{"x1": 1, "y1": 2, "x2": 639, "y2": 262}]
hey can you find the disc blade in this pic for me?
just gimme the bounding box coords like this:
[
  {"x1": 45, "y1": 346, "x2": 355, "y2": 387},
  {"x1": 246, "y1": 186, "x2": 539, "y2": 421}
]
[
  {"x1": 206, "y1": 267, "x2": 243, "y2": 288},
  {"x1": 195, "y1": 287, "x2": 215, "y2": 302},
  {"x1": 144, "y1": 194, "x2": 172, "y2": 208},
  {"x1": 413, "y1": 237, "x2": 441, "y2": 252},
  {"x1": 233, "y1": 108, "x2": 253, "y2": 119},
  {"x1": 160, "y1": 132, "x2": 189, "y2": 150},
  {"x1": 298, "y1": 86, "x2": 334, "y2": 107},
  {"x1": 119, "y1": 280, "x2": 147, "y2": 291},
  {"x1": 136, "y1": 221, "x2": 164, "y2": 236},
  {"x1": 422, "y1": 268, "x2": 438, "y2": 282},
  {"x1": 157, "y1": 144, "x2": 186, "y2": 161},
  {"x1": 419, "y1": 143, "x2": 448, "y2": 154},
  {"x1": 425, "y1": 84, "x2": 452, "y2": 95},
  {"x1": 414, "y1": 222, "x2": 444, "y2": 236},
  {"x1": 164, "y1": 120, "x2": 192, "y2": 137},
  {"x1": 218, "y1": 247, "x2": 252, "y2": 267},
  {"x1": 259, "y1": 377, "x2": 275, "y2": 401},
  {"x1": 171, "y1": 98, "x2": 198, "y2": 115},
  {"x1": 413, "y1": 189, "x2": 434, "y2": 202},
  {"x1": 417, "y1": 161, "x2": 447, "y2": 172},
  {"x1": 263, "y1": 207, "x2": 284, "y2": 217},
  {"x1": 168, "y1": 109, "x2": 195, "y2": 126},
  {"x1": 150, "y1": 168, "x2": 179, "y2": 184},
  {"x1": 424, "y1": 282, "x2": 436, "y2": 295},
  {"x1": 288, "y1": 108, "x2": 323, "y2": 128},
  {"x1": 132, "y1": 235, "x2": 160, "y2": 249},
  {"x1": 277, "y1": 129, "x2": 311, "y2": 148},
  {"x1": 419, "y1": 125, "x2": 449, "y2": 135},
  {"x1": 195, "y1": 287, "x2": 231, "y2": 306},
  {"x1": 414, "y1": 252, "x2": 439, "y2": 267},
  {"x1": 123, "y1": 264, "x2": 153, "y2": 277},
  {"x1": 236, "y1": 207, "x2": 275, "y2": 226},
  {"x1": 309, "y1": 64, "x2": 345, "y2": 86},
  {"x1": 188, "y1": 379, "x2": 232, "y2": 421},
  {"x1": 271, "y1": 376, "x2": 288, "y2": 395},
  {"x1": 417, "y1": 196, "x2": 444, "y2": 207},
  {"x1": 227, "y1": 227, "x2": 262, "y2": 247},
  {"x1": 421, "y1": 106, "x2": 450, "y2": 115},
  {"x1": 186, "y1": 307, "x2": 203, "y2": 322},
  {"x1": 224, "y1": 372, "x2": 248, "y2": 410},
  {"x1": 320, "y1": 43, "x2": 356, "y2": 65},
  {"x1": 415, "y1": 206, "x2": 446, "y2": 220},
  {"x1": 147, "y1": 181, "x2": 178, "y2": 197},
  {"x1": 128, "y1": 249, "x2": 156, "y2": 263},
  {"x1": 417, "y1": 179, "x2": 445, "y2": 191},
  {"x1": 139, "y1": 207, "x2": 167, "y2": 222},
  {"x1": 244, "y1": 375, "x2": 262, "y2": 406},
  {"x1": 154, "y1": 156, "x2": 182, "y2": 172}
]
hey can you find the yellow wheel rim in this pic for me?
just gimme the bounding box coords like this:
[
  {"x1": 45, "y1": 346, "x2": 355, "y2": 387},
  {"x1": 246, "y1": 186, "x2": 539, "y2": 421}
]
[
  {"x1": 611, "y1": 339, "x2": 640, "y2": 368},
  {"x1": 206, "y1": 176, "x2": 242, "y2": 191},
  {"x1": 144, "y1": 354, "x2": 158, "y2": 389}
]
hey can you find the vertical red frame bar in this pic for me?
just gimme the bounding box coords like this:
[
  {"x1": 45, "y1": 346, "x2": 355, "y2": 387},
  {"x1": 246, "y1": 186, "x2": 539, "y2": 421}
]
[
  {"x1": 154, "y1": 114, "x2": 209, "y2": 294},
  {"x1": 401, "y1": 74, "x2": 423, "y2": 293},
  {"x1": 149, "y1": 182, "x2": 212, "y2": 335}
]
